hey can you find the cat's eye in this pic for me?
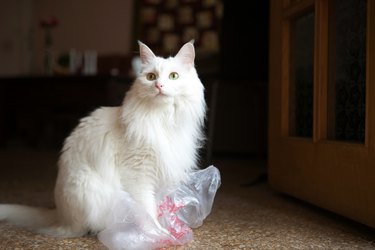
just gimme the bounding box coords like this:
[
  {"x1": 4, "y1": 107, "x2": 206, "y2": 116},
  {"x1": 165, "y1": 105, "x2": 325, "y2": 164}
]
[
  {"x1": 169, "y1": 72, "x2": 179, "y2": 80},
  {"x1": 146, "y1": 73, "x2": 157, "y2": 81}
]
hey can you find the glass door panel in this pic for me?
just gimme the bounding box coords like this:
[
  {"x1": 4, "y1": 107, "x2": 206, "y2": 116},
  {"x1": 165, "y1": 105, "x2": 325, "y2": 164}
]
[
  {"x1": 289, "y1": 11, "x2": 315, "y2": 137},
  {"x1": 327, "y1": 0, "x2": 367, "y2": 143}
]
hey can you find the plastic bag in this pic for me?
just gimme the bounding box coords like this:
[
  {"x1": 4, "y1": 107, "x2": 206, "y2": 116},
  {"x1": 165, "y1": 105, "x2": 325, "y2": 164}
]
[{"x1": 98, "y1": 165, "x2": 221, "y2": 250}]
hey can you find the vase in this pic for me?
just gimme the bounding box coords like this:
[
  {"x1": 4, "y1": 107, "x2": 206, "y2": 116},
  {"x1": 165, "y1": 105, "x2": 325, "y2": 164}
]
[{"x1": 43, "y1": 28, "x2": 54, "y2": 75}]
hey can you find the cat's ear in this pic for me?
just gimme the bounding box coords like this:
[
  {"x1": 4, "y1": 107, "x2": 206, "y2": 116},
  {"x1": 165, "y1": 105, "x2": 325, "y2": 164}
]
[
  {"x1": 138, "y1": 40, "x2": 156, "y2": 64},
  {"x1": 175, "y1": 40, "x2": 195, "y2": 69}
]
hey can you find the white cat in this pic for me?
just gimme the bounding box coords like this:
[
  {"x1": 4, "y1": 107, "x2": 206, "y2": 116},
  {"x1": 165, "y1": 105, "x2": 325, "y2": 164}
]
[{"x1": 0, "y1": 40, "x2": 206, "y2": 237}]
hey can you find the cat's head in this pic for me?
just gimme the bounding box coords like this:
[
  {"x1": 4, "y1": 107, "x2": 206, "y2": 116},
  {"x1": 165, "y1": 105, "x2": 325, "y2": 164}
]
[{"x1": 131, "y1": 41, "x2": 204, "y2": 106}]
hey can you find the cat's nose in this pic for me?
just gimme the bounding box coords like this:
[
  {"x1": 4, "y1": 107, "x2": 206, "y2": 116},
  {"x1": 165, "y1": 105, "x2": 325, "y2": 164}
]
[{"x1": 155, "y1": 82, "x2": 163, "y2": 90}]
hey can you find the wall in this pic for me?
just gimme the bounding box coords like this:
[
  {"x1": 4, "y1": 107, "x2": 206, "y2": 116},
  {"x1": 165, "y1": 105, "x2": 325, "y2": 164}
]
[
  {"x1": 0, "y1": 1, "x2": 33, "y2": 76},
  {"x1": 212, "y1": 82, "x2": 268, "y2": 157},
  {"x1": 0, "y1": 0, "x2": 134, "y2": 75},
  {"x1": 212, "y1": 1, "x2": 269, "y2": 158},
  {"x1": 34, "y1": 0, "x2": 134, "y2": 74}
]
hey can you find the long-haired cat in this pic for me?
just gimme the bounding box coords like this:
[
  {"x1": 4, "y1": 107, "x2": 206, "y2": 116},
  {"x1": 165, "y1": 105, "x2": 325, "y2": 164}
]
[{"x1": 0, "y1": 40, "x2": 206, "y2": 237}]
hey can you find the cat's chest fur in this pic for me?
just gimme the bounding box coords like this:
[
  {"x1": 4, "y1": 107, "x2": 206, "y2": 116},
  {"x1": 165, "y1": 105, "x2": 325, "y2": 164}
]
[
  {"x1": 60, "y1": 101, "x2": 197, "y2": 192},
  {"x1": 117, "y1": 103, "x2": 197, "y2": 186}
]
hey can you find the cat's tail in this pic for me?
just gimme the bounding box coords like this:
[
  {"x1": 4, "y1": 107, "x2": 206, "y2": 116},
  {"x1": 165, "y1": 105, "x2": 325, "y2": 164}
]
[
  {"x1": 0, "y1": 204, "x2": 88, "y2": 237},
  {"x1": 0, "y1": 204, "x2": 57, "y2": 228}
]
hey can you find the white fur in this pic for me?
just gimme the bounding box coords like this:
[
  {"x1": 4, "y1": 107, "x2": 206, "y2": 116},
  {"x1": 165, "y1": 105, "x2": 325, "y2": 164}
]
[{"x1": 0, "y1": 41, "x2": 206, "y2": 237}]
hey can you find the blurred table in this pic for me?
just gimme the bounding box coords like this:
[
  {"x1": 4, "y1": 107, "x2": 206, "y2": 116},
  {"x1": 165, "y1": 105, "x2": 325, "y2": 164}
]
[{"x1": 0, "y1": 75, "x2": 131, "y2": 148}]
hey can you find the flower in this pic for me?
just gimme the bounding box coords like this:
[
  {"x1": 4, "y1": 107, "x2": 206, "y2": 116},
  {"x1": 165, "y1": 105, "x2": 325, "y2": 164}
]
[
  {"x1": 39, "y1": 16, "x2": 59, "y2": 47},
  {"x1": 39, "y1": 16, "x2": 59, "y2": 29}
]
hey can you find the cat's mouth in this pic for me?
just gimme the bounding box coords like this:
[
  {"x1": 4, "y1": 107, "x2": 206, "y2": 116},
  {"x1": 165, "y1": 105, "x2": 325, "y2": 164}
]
[
  {"x1": 155, "y1": 89, "x2": 168, "y2": 97},
  {"x1": 151, "y1": 87, "x2": 173, "y2": 99}
]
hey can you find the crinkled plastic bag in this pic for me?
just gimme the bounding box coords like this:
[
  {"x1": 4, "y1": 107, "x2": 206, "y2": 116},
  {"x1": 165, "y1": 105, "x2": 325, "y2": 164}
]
[{"x1": 98, "y1": 165, "x2": 221, "y2": 250}]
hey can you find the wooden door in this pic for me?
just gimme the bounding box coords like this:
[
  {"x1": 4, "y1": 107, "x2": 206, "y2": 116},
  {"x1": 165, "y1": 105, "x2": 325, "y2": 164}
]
[{"x1": 268, "y1": 0, "x2": 375, "y2": 228}]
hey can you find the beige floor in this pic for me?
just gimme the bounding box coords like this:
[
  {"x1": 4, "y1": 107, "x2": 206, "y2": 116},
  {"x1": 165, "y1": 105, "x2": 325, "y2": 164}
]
[{"x1": 0, "y1": 149, "x2": 374, "y2": 249}]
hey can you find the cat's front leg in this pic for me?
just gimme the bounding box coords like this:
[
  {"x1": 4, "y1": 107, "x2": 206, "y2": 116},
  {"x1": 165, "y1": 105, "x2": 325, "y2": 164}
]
[{"x1": 134, "y1": 185, "x2": 169, "y2": 235}]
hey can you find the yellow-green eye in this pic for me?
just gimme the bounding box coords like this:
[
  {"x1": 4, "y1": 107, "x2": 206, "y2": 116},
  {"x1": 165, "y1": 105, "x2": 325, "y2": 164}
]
[
  {"x1": 146, "y1": 73, "x2": 156, "y2": 81},
  {"x1": 169, "y1": 72, "x2": 179, "y2": 80}
]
